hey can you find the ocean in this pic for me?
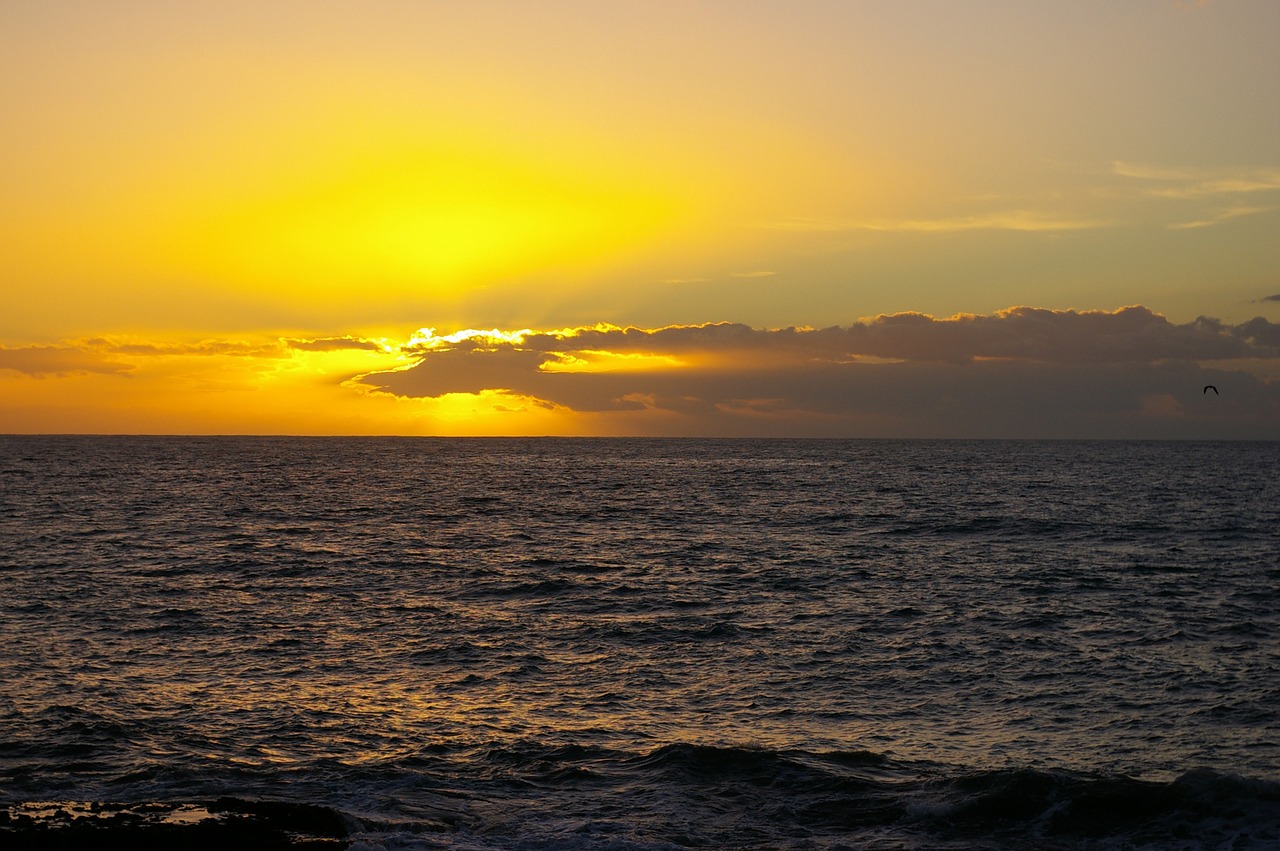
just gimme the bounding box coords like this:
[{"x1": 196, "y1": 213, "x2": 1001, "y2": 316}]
[{"x1": 1, "y1": 436, "x2": 1277, "y2": 849}]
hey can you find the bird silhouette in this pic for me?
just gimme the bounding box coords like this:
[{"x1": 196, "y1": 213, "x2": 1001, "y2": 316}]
[{"x1": 1203, "y1": 385, "x2": 1218, "y2": 395}]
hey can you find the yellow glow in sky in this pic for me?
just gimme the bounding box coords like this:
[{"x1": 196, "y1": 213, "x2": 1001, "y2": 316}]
[
  {"x1": 168, "y1": 140, "x2": 680, "y2": 296},
  {"x1": 1, "y1": 1, "x2": 1277, "y2": 436}
]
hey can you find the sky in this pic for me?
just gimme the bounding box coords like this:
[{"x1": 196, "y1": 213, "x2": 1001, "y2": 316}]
[{"x1": 2, "y1": 0, "x2": 1278, "y2": 437}]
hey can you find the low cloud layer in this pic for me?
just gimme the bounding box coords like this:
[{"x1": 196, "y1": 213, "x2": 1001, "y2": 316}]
[
  {"x1": 5, "y1": 307, "x2": 1277, "y2": 437},
  {"x1": 0, "y1": 338, "x2": 288, "y2": 378},
  {"x1": 0, "y1": 345, "x2": 136, "y2": 378},
  {"x1": 360, "y1": 306, "x2": 1280, "y2": 437},
  {"x1": 284, "y1": 336, "x2": 386, "y2": 352}
]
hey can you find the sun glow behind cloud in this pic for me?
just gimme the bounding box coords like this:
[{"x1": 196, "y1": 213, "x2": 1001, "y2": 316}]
[{"x1": 0, "y1": 333, "x2": 583, "y2": 436}]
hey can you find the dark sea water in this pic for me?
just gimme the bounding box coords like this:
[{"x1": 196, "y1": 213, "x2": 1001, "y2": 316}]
[{"x1": 1, "y1": 436, "x2": 1278, "y2": 849}]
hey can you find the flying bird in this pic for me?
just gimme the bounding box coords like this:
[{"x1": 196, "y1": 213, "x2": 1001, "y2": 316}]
[{"x1": 1203, "y1": 385, "x2": 1218, "y2": 395}]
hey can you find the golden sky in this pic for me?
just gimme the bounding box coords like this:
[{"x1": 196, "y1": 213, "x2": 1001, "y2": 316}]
[{"x1": 3, "y1": 1, "x2": 1278, "y2": 436}]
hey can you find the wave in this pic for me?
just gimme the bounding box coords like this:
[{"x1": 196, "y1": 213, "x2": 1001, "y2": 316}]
[
  {"x1": 618, "y1": 744, "x2": 1280, "y2": 847},
  {"x1": 3, "y1": 742, "x2": 1278, "y2": 849}
]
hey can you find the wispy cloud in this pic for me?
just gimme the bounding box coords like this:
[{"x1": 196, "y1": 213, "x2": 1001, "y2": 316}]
[
  {"x1": 1114, "y1": 162, "x2": 1280, "y2": 199},
  {"x1": 757, "y1": 162, "x2": 1278, "y2": 239},
  {"x1": 763, "y1": 211, "x2": 1109, "y2": 234},
  {"x1": 1107, "y1": 161, "x2": 1280, "y2": 230},
  {"x1": 1168, "y1": 205, "x2": 1277, "y2": 230},
  {"x1": 1112, "y1": 162, "x2": 1207, "y2": 182}
]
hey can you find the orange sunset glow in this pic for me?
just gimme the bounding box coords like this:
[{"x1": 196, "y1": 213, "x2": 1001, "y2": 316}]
[{"x1": 3, "y1": 1, "x2": 1278, "y2": 437}]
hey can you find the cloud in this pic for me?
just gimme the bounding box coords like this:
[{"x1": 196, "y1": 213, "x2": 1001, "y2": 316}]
[
  {"x1": 284, "y1": 336, "x2": 384, "y2": 352},
  {"x1": 1114, "y1": 162, "x2": 1280, "y2": 200},
  {"x1": 759, "y1": 162, "x2": 1280, "y2": 238},
  {"x1": 99, "y1": 340, "x2": 288, "y2": 358},
  {"x1": 7, "y1": 309, "x2": 1277, "y2": 437},
  {"x1": 1262, "y1": 295, "x2": 1280, "y2": 303},
  {"x1": 763, "y1": 211, "x2": 1108, "y2": 234},
  {"x1": 496, "y1": 306, "x2": 1277, "y2": 363},
  {"x1": 0, "y1": 336, "x2": 291, "y2": 377},
  {"x1": 358, "y1": 307, "x2": 1280, "y2": 437},
  {"x1": 0, "y1": 345, "x2": 134, "y2": 378},
  {"x1": 1168, "y1": 205, "x2": 1277, "y2": 230},
  {"x1": 1104, "y1": 161, "x2": 1280, "y2": 229}
]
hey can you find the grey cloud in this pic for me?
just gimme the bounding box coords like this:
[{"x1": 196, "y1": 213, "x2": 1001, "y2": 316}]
[
  {"x1": 511, "y1": 306, "x2": 1279, "y2": 363},
  {"x1": 365, "y1": 350, "x2": 1279, "y2": 438},
  {"x1": 372, "y1": 347, "x2": 556, "y2": 399},
  {"x1": 359, "y1": 307, "x2": 1280, "y2": 437}
]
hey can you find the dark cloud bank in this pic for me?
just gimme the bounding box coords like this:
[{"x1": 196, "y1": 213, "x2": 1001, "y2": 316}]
[{"x1": 362, "y1": 307, "x2": 1280, "y2": 438}]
